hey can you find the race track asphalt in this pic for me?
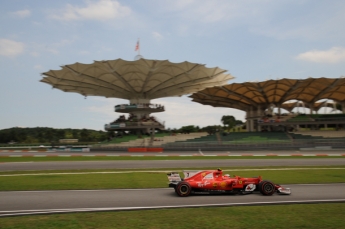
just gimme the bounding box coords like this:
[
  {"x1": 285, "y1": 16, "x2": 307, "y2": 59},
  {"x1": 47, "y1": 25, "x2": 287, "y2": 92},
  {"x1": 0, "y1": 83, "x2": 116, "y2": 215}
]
[
  {"x1": 1, "y1": 184, "x2": 345, "y2": 217},
  {"x1": 1, "y1": 150, "x2": 345, "y2": 217}
]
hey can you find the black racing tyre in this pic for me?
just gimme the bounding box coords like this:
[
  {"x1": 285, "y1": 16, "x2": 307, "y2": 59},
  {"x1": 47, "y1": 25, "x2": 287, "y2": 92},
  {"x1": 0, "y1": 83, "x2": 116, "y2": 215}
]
[
  {"x1": 175, "y1": 182, "x2": 192, "y2": 197},
  {"x1": 258, "y1": 180, "x2": 276, "y2": 196}
]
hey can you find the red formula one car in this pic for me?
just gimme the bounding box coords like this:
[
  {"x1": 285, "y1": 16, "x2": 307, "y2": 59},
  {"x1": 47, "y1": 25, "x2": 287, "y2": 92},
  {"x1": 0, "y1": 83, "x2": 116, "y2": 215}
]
[{"x1": 167, "y1": 169, "x2": 291, "y2": 197}]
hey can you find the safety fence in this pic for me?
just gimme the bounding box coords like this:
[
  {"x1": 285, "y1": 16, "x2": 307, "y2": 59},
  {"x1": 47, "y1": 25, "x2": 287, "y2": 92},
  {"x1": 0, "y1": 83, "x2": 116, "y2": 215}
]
[{"x1": 91, "y1": 138, "x2": 345, "y2": 151}]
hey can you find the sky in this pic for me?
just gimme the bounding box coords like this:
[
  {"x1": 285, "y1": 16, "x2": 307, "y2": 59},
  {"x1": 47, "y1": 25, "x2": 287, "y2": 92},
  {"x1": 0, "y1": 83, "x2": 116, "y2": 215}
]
[{"x1": 1, "y1": 0, "x2": 345, "y2": 131}]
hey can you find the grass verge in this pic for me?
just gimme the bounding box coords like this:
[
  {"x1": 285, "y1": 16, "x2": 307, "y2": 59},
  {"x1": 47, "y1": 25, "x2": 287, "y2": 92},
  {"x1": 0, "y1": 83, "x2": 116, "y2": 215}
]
[
  {"x1": 0, "y1": 203, "x2": 344, "y2": 229},
  {"x1": 1, "y1": 166, "x2": 344, "y2": 191}
]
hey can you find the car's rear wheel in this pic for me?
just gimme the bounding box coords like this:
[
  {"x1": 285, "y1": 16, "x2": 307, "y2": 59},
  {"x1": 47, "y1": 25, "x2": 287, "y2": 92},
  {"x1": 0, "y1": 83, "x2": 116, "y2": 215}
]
[
  {"x1": 175, "y1": 182, "x2": 192, "y2": 197},
  {"x1": 258, "y1": 180, "x2": 275, "y2": 196}
]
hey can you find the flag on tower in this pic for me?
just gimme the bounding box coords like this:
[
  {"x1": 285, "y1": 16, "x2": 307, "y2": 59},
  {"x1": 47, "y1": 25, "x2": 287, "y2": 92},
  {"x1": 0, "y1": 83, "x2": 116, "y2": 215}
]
[{"x1": 135, "y1": 40, "x2": 139, "y2": 51}]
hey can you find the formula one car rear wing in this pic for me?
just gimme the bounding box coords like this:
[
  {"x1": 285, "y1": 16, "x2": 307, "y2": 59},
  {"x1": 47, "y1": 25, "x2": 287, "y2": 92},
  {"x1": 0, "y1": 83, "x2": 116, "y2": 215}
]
[
  {"x1": 167, "y1": 171, "x2": 201, "y2": 183},
  {"x1": 167, "y1": 172, "x2": 182, "y2": 184}
]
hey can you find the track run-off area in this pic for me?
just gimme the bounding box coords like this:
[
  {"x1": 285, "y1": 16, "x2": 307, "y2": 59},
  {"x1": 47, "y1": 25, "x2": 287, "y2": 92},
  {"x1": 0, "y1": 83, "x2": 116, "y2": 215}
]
[
  {"x1": 1, "y1": 149, "x2": 345, "y2": 217},
  {"x1": 1, "y1": 184, "x2": 345, "y2": 217}
]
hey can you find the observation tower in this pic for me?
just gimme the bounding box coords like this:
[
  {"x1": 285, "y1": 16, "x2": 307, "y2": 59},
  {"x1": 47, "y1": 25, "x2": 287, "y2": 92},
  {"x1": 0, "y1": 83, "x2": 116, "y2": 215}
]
[{"x1": 40, "y1": 55, "x2": 234, "y2": 136}]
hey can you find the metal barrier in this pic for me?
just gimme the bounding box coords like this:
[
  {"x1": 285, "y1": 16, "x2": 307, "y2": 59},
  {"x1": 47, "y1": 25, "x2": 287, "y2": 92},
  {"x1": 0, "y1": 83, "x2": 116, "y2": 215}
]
[{"x1": 91, "y1": 138, "x2": 345, "y2": 151}]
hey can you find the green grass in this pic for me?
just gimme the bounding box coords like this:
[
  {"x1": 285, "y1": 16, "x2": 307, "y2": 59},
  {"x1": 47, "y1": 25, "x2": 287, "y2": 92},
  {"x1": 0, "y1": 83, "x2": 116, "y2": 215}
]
[
  {"x1": 1, "y1": 166, "x2": 345, "y2": 228},
  {"x1": 1, "y1": 166, "x2": 344, "y2": 191},
  {"x1": 0, "y1": 203, "x2": 344, "y2": 229},
  {"x1": 1, "y1": 155, "x2": 344, "y2": 163}
]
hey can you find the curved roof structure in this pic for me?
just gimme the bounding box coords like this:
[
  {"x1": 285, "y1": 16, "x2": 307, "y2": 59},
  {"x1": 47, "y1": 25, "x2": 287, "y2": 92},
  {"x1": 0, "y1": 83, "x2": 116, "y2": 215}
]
[
  {"x1": 40, "y1": 58, "x2": 234, "y2": 102},
  {"x1": 190, "y1": 78, "x2": 345, "y2": 111}
]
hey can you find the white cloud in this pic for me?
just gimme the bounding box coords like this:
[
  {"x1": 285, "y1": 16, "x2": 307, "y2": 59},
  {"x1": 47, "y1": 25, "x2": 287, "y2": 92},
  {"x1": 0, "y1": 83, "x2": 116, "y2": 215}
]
[
  {"x1": 296, "y1": 47, "x2": 345, "y2": 64},
  {"x1": 167, "y1": 0, "x2": 196, "y2": 10},
  {"x1": 158, "y1": 0, "x2": 277, "y2": 24},
  {"x1": 34, "y1": 65, "x2": 44, "y2": 70},
  {"x1": 50, "y1": 0, "x2": 131, "y2": 21},
  {"x1": 79, "y1": 50, "x2": 91, "y2": 55},
  {"x1": 152, "y1": 32, "x2": 163, "y2": 41},
  {"x1": 31, "y1": 51, "x2": 40, "y2": 57},
  {"x1": 30, "y1": 38, "x2": 76, "y2": 56},
  {"x1": 11, "y1": 9, "x2": 31, "y2": 18},
  {"x1": 0, "y1": 39, "x2": 25, "y2": 57}
]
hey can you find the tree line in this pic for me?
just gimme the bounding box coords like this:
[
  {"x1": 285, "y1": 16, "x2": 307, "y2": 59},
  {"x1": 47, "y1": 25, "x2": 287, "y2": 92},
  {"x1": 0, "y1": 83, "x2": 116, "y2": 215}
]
[
  {"x1": 165, "y1": 115, "x2": 244, "y2": 135},
  {"x1": 0, "y1": 116, "x2": 243, "y2": 144},
  {"x1": 0, "y1": 127, "x2": 108, "y2": 144}
]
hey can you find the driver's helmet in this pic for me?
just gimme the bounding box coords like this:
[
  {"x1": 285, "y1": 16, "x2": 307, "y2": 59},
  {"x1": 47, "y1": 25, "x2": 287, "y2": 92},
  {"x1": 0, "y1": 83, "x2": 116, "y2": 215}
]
[{"x1": 224, "y1": 174, "x2": 230, "y2": 177}]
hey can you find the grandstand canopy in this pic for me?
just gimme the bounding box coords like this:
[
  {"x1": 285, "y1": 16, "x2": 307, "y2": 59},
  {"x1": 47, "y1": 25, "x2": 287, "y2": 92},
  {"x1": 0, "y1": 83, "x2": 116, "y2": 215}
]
[
  {"x1": 190, "y1": 78, "x2": 345, "y2": 112},
  {"x1": 281, "y1": 100, "x2": 340, "y2": 112},
  {"x1": 41, "y1": 58, "x2": 234, "y2": 103}
]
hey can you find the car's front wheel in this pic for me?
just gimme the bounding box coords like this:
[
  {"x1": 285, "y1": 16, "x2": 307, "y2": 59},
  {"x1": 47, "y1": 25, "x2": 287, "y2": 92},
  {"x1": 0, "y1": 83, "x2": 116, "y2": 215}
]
[
  {"x1": 175, "y1": 182, "x2": 192, "y2": 197},
  {"x1": 258, "y1": 180, "x2": 276, "y2": 196}
]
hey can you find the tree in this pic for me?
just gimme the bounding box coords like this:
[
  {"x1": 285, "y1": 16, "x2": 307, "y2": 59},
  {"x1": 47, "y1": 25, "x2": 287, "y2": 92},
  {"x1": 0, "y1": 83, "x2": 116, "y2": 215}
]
[
  {"x1": 0, "y1": 132, "x2": 11, "y2": 143},
  {"x1": 0, "y1": 127, "x2": 108, "y2": 144},
  {"x1": 221, "y1": 115, "x2": 236, "y2": 132},
  {"x1": 80, "y1": 129, "x2": 90, "y2": 142},
  {"x1": 44, "y1": 129, "x2": 54, "y2": 142},
  {"x1": 36, "y1": 129, "x2": 45, "y2": 142},
  {"x1": 56, "y1": 129, "x2": 65, "y2": 139},
  {"x1": 16, "y1": 130, "x2": 27, "y2": 142},
  {"x1": 72, "y1": 129, "x2": 80, "y2": 139},
  {"x1": 235, "y1": 120, "x2": 244, "y2": 125},
  {"x1": 201, "y1": 125, "x2": 220, "y2": 135},
  {"x1": 179, "y1": 125, "x2": 198, "y2": 134},
  {"x1": 23, "y1": 135, "x2": 38, "y2": 143}
]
